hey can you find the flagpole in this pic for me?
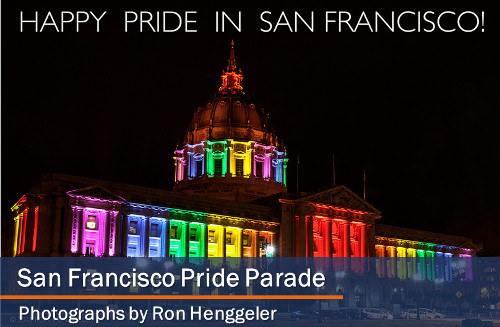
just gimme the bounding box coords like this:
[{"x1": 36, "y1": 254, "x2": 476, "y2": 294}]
[
  {"x1": 297, "y1": 155, "x2": 300, "y2": 193},
  {"x1": 333, "y1": 154, "x2": 336, "y2": 187},
  {"x1": 363, "y1": 170, "x2": 366, "y2": 201}
]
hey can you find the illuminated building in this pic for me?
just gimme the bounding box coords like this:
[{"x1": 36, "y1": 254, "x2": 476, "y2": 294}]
[
  {"x1": 173, "y1": 41, "x2": 287, "y2": 203},
  {"x1": 3, "y1": 42, "x2": 480, "y2": 273}
]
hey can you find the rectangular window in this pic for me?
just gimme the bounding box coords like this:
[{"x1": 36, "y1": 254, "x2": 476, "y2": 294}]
[
  {"x1": 236, "y1": 159, "x2": 244, "y2": 176},
  {"x1": 129, "y1": 221, "x2": 138, "y2": 234},
  {"x1": 242, "y1": 233, "x2": 250, "y2": 247},
  {"x1": 196, "y1": 160, "x2": 203, "y2": 177},
  {"x1": 171, "y1": 226, "x2": 178, "y2": 239},
  {"x1": 86, "y1": 216, "x2": 97, "y2": 230},
  {"x1": 226, "y1": 231, "x2": 233, "y2": 244},
  {"x1": 256, "y1": 161, "x2": 263, "y2": 178},
  {"x1": 150, "y1": 223, "x2": 159, "y2": 237},
  {"x1": 214, "y1": 158, "x2": 223, "y2": 176},
  {"x1": 189, "y1": 227, "x2": 197, "y2": 241},
  {"x1": 208, "y1": 230, "x2": 216, "y2": 243}
]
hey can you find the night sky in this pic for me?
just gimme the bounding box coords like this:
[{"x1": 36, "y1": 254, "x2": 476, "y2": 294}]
[{"x1": 3, "y1": 1, "x2": 499, "y2": 254}]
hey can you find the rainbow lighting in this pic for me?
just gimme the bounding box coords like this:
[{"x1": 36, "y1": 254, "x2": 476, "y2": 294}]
[
  {"x1": 121, "y1": 203, "x2": 278, "y2": 259},
  {"x1": 175, "y1": 140, "x2": 286, "y2": 185},
  {"x1": 374, "y1": 236, "x2": 474, "y2": 282},
  {"x1": 65, "y1": 188, "x2": 124, "y2": 257},
  {"x1": 4, "y1": 40, "x2": 480, "y2": 298},
  {"x1": 173, "y1": 41, "x2": 288, "y2": 203}
]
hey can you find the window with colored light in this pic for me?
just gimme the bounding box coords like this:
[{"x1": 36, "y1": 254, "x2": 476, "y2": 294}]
[
  {"x1": 242, "y1": 230, "x2": 256, "y2": 257},
  {"x1": 150, "y1": 223, "x2": 159, "y2": 237},
  {"x1": 188, "y1": 223, "x2": 205, "y2": 257},
  {"x1": 86, "y1": 215, "x2": 97, "y2": 230},
  {"x1": 129, "y1": 221, "x2": 138, "y2": 234},
  {"x1": 149, "y1": 218, "x2": 166, "y2": 258},
  {"x1": 196, "y1": 160, "x2": 203, "y2": 177},
  {"x1": 255, "y1": 161, "x2": 263, "y2": 178},
  {"x1": 208, "y1": 225, "x2": 224, "y2": 257},
  {"x1": 226, "y1": 230, "x2": 234, "y2": 244},
  {"x1": 127, "y1": 216, "x2": 143, "y2": 257},
  {"x1": 79, "y1": 210, "x2": 110, "y2": 257},
  {"x1": 214, "y1": 158, "x2": 223, "y2": 176},
  {"x1": 236, "y1": 159, "x2": 244, "y2": 176},
  {"x1": 171, "y1": 226, "x2": 178, "y2": 239},
  {"x1": 169, "y1": 221, "x2": 187, "y2": 257},
  {"x1": 189, "y1": 227, "x2": 197, "y2": 241},
  {"x1": 226, "y1": 227, "x2": 242, "y2": 257},
  {"x1": 208, "y1": 229, "x2": 215, "y2": 242}
]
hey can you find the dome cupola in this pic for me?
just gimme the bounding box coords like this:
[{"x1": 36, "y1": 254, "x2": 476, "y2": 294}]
[
  {"x1": 174, "y1": 41, "x2": 288, "y2": 203},
  {"x1": 185, "y1": 40, "x2": 278, "y2": 146}
]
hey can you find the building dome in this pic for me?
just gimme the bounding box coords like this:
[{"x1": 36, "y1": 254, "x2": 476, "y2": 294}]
[
  {"x1": 186, "y1": 95, "x2": 277, "y2": 145},
  {"x1": 174, "y1": 41, "x2": 288, "y2": 203},
  {"x1": 184, "y1": 41, "x2": 278, "y2": 147}
]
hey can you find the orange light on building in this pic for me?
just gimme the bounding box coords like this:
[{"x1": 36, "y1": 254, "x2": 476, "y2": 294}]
[{"x1": 32, "y1": 206, "x2": 39, "y2": 252}]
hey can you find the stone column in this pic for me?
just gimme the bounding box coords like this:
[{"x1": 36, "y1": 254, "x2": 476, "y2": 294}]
[
  {"x1": 144, "y1": 218, "x2": 150, "y2": 257},
  {"x1": 368, "y1": 224, "x2": 376, "y2": 257},
  {"x1": 104, "y1": 211, "x2": 111, "y2": 256},
  {"x1": 113, "y1": 212, "x2": 120, "y2": 257},
  {"x1": 226, "y1": 141, "x2": 231, "y2": 177},
  {"x1": 250, "y1": 144, "x2": 255, "y2": 176},
  {"x1": 324, "y1": 220, "x2": 333, "y2": 257},
  {"x1": 279, "y1": 201, "x2": 294, "y2": 257},
  {"x1": 78, "y1": 208, "x2": 84, "y2": 254},
  {"x1": 203, "y1": 142, "x2": 209, "y2": 177},
  {"x1": 298, "y1": 216, "x2": 307, "y2": 257},
  {"x1": 121, "y1": 214, "x2": 129, "y2": 257},
  {"x1": 164, "y1": 220, "x2": 170, "y2": 257},
  {"x1": 306, "y1": 216, "x2": 314, "y2": 257},
  {"x1": 283, "y1": 160, "x2": 288, "y2": 186},
  {"x1": 203, "y1": 223, "x2": 208, "y2": 258},
  {"x1": 360, "y1": 224, "x2": 367, "y2": 257},
  {"x1": 252, "y1": 230, "x2": 259, "y2": 257},
  {"x1": 186, "y1": 148, "x2": 189, "y2": 180},
  {"x1": 13, "y1": 216, "x2": 20, "y2": 256},
  {"x1": 222, "y1": 227, "x2": 227, "y2": 257},
  {"x1": 184, "y1": 222, "x2": 189, "y2": 257},
  {"x1": 342, "y1": 222, "x2": 350, "y2": 257},
  {"x1": 23, "y1": 205, "x2": 36, "y2": 255},
  {"x1": 51, "y1": 200, "x2": 63, "y2": 256},
  {"x1": 238, "y1": 229, "x2": 244, "y2": 258}
]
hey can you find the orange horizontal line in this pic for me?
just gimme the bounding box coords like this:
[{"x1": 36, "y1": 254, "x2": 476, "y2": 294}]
[{"x1": 0, "y1": 295, "x2": 342, "y2": 300}]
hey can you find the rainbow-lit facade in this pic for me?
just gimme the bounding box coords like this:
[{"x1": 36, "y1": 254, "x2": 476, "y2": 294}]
[{"x1": 4, "y1": 42, "x2": 480, "y2": 275}]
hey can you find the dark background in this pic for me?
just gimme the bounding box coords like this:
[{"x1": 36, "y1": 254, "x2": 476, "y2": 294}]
[{"x1": 2, "y1": 1, "x2": 499, "y2": 254}]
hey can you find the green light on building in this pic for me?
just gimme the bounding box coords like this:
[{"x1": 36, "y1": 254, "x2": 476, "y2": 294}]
[
  {"x1": 169, "y1": 220, "x2": 187, "y2": 257},
  {"x1": 188, "y1": 222, "x2": 206, "y2": 257}
]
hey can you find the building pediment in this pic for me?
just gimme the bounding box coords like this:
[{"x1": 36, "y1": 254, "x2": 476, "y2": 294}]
[
  {"x1": 298, "y1": 185, "x2": 381, "y2": 216},
  {"x1": 66, "y1": 185, "x2": 127, "y2": 203}
]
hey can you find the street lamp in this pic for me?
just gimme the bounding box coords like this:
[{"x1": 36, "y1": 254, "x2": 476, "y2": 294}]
[
  {"x1": 261, "y1": 240, "x2": 275, "y2": 258},
  {"x1": 266, "y1": 245, "x2": 275, "y2": 257}
]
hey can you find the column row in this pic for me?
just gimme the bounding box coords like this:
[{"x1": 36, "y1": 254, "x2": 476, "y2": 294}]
[
  {"x1": 308, "y1": 216, "x2": 369, "y2": 258},
  {"x1": 375, "y1": 245, "x2": 455, "y2": 281},
  {"x1": 124, "y1": 214, "x2": 276, "y2": 258},
  {"x1": 175, "y1": 140, "x2": 287, "y2": 185},
  {"x1": 71, "y1": 207, "x2": 118, "y2": 257}
]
